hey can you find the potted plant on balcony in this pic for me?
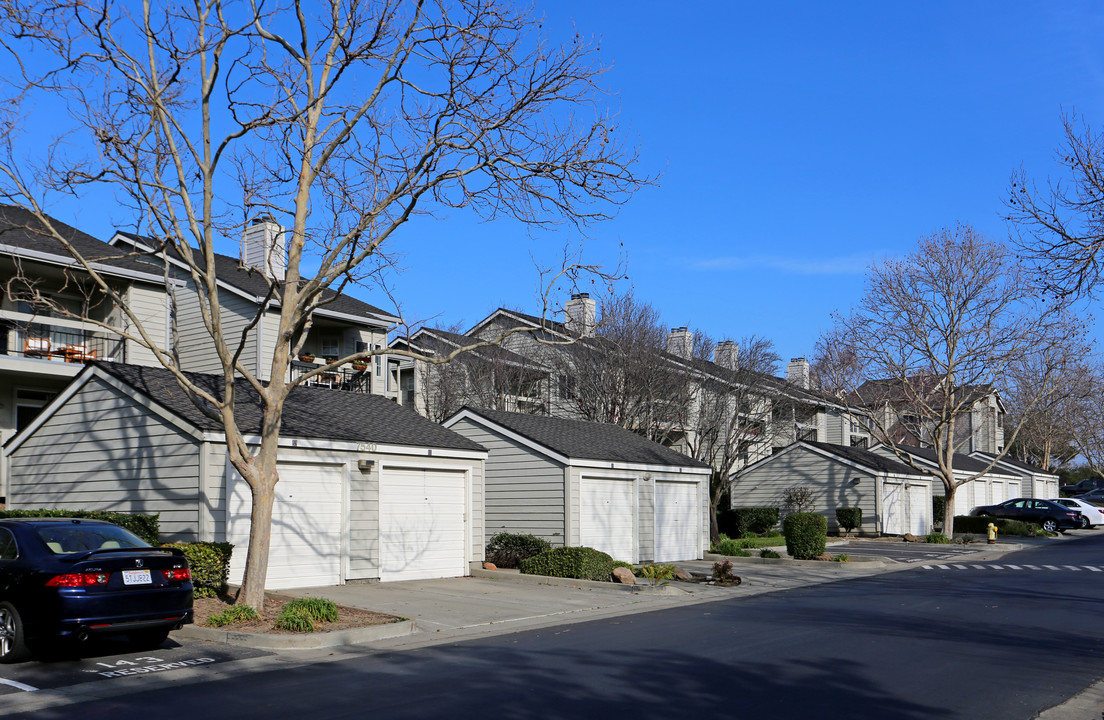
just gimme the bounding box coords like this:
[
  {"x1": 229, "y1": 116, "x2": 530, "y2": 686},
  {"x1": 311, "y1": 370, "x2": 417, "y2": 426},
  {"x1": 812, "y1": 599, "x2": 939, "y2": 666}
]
[
  {"x1": 351, "y1": 359, "x2": 368, "y2": 372},
  {"x1": 298, "y1": 353, "x2": 316, "y2": 363}
]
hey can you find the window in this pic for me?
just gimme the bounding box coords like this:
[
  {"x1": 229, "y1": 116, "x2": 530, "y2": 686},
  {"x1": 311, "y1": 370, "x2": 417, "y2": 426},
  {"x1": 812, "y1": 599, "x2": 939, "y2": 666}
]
[
  {"x1": 797, "y1": 427, "x2": 817, "y2": 442},
  {"x1": 850, "y1": 436, "x2": 868, "y2": 449},
  {"x1": 0, "y1": 528, "x2": 17, "y2": 560},
  {"x1": 15, "y1": 388, "x2": 56, "y2": 432},
  {"x1": 320, "y1": 336, "x2": 341, "y2": 358},
  {"x1": 405, "y1": 377, "x2": 415, "y2": 405}
]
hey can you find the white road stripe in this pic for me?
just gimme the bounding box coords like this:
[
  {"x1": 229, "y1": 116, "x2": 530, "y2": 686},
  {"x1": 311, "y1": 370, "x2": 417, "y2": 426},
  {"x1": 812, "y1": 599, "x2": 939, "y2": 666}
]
[
  {"x1": 1086, "y1": 566, "x2": 1102, "y2": 572},
  {"x1": 953, "y1": 564, "x2": 969, "y2": 569},
  {"x1": 1005, "y1": 565, "x2": 1021, "y2": 570},
  {"x1": 1044, "y1": 565, "x2": 1061, "y2": 570},
  {"x1": 1065, "y1": 565, "x2": 1083, "y2": 571},
  {"x1": 0, "y1": 678, "x2": 38, "y2": 692},
  {"x1": 988, "y1": 565, "x2": 1005, "y2": 570},
  {"x1": 1023, "y1": 565, "x2": 1041, "y2": 570},
  {"x1": 972, "y1": 565, "x2": 988, "y2": 570},
  {"x1": 922, "y1": 565, "x2": 934, "y2": 570},
  {"x1": 937, "y1": 564, "x2": 951, "y2": 570}
]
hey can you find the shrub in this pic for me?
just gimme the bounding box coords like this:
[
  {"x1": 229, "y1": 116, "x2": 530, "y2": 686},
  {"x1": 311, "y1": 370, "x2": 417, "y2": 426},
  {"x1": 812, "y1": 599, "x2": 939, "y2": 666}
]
[
  {"x1": 833, "y1": 554, "x2": 850, "y2": 562},
  {"x1": 932, "y1": 496, "x2": 946, "y2": 526},
  {"x1": 729, "y1": 507, "x2": 780, "y2": 536},
  {"x1": 712, "y1": 559, "x2": 739, "y2": 582},
  {"x1": 638, "y1": 564, "x2": 676, "y2": 586},
  {"x1": 161, "y1": 541, "x2": 233, "y2": 598},
  {"x1": 783, "y1": 513, "x2": 827, "y2": 560},
  {"x1": 0, "y1": 509, "x2": 159, "y2": 545},
  {"x1": 783, "y1": 486, "x2": 815, "y2": 514},
  {"x1": 206, "y1": 604, "x2": 258, "y2": 627},
  {"x1": 740, "y1": 531, "x2": 759, "y2": 539},
  {"x1": 835, "y1": 507, "x2": 862, "y2": 533},
  {"x1": 952, "y1": 515, "x2": 1040, "y2": 537},
  {"x1": 611, "y1": 560, "x2": 635, "y2": 572},
  {"x1": 924, "y1": 532, "x2": 951, "y2": 544},
  {"x1": 759, "y1": 549, "x2": 781, "y2": 559},
  {"x1": 766, "y1": 530, "x2": 782, "y2": 538},
  {"x1": 518, "y1": 546, "x2": 616, "y2": 581},
  {"x1": 285, "y1": 597, "x2": 339, "y2": 623},
  {"x1": 485, "y1": 533, "x2": 553, "y2": 569},
  {"x1": 275, "y1": 606, "x2": 315, "y2": 632},
  {"x1": 713, "y1": 539, "x2": 751, "y2": 557}
]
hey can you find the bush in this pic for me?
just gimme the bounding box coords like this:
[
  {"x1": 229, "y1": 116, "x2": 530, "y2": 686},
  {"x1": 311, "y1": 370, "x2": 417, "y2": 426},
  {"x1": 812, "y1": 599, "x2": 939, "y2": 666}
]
[
  {"x1": 760, "y1": 549, "x2": 781, "y2": 559},
  {"x1": 285, "y1": 597, "x2": 339, "y2": 623},
  {"x1": 638, "y1": 564, "x2": 676, "y2": 586},
  {"x1": 932, "y1": 496, "x2": 946, "y2": 526},
  {"x1": 275, "y1": 606, "x2": 315, "y2": 632},
  {"x1": 835, "y1": 507, "x2": 862, "y2": 533},
  {"x1": 740, "y1": 531, "x2": 759, "y2": 539},
  {"x1": 833, "y1": 554, "x2": 850, "y2": 562},
  {"x1": 783, "y1": 513, "x2": 827, "y2": 560},
  {"x1": 924, "y1": 532, "x2": 951, "y2": 544},
  {"x1": 729, "y1": 507, "x2": 780, "y2": 536},
  {"x1": 518, "y1": 546, "x2": 616, "y2": 581},
  {"x1": 713, "y1": 539, "x2": 751, "y2": 557},
  {"x1": 953, "y1": 515, "x2": 1040, "y2": 537},
  {"x1": 712, "y1": 559, "x2": 739, "y2": 582},
  {"x1": 206, "y1": 604, "x2": 258, "y2": 627},
  {"x1": 0, "y1": 509, "x2": 159, "y2": 545},
  {"x1": 485, "y1": 533, "x2": 553, "y2": 569},
  {"x1": 161, "y1": 541, "x2": 233, "y2": 598}
]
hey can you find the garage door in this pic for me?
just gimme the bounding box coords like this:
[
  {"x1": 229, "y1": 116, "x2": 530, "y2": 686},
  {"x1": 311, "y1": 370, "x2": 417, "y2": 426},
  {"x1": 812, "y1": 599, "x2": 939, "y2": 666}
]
[
  {"x1": 227, "y1": 463, "x2": 345, "y2": 590},
  {"x1": 991, "y1": 480, "x2": 1006, "y2": 506},
  {"x1": 580, "y1": 477, "x2": 635, "y2": 562},
  {"x1": 380, "y1": 467, "x2": 467, "y2": 582},
  {"x1": 907, "y1": 484, "x2": 931, "y2": 536},
  {"x1": 953, "y1": 481, "x2": 973, "y2": 518},
  {"x1": 883, "y1": 482, "x2": 907, "y2": 535},
  {"x1": 655, "y1": 481, "x2": 700, "y2": 562}
]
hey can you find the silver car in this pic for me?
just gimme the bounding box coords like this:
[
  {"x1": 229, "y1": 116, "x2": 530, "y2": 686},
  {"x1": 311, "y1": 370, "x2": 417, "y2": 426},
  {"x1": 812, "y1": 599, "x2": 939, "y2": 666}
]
[{"x1": 1051, "y1": 497, "x2": 1104, "y2": 529}]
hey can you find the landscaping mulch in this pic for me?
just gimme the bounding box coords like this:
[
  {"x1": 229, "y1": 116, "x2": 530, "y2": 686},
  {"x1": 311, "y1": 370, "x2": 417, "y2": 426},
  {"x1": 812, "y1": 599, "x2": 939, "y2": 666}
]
[{"x1": 193, "y1": 593, "x2": 404, "y2": 635}]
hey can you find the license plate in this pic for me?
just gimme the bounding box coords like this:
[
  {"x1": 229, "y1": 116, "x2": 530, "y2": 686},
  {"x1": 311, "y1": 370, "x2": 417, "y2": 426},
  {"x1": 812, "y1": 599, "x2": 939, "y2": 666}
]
[{"x1": 122, "y1": 569, "x2": 152, "y2": 586}]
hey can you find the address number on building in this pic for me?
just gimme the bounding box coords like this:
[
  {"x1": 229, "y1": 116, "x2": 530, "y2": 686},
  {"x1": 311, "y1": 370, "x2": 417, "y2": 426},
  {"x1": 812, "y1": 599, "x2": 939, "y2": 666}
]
[{"x1": 357, "y1": 443, "x2": 377, "y2": 453}]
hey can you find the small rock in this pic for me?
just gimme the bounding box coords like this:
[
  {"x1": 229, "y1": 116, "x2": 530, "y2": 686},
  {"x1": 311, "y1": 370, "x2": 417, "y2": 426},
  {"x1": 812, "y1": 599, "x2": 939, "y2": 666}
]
[
  {"x1": 816, "y1": 552, "x2": 834, "y2": 561},
  {"x1": 612, "y1": 567, "x2": 636, "y2": 584},
  {"x1": 482, "y1": 562, "x2": 498, "y2": 570},
  {"x1": 903, "y1": 533, "x2": 918, "y2": 543},
  {"x1": 672, "y1": 567, "x2": 693, "y2": 581}
]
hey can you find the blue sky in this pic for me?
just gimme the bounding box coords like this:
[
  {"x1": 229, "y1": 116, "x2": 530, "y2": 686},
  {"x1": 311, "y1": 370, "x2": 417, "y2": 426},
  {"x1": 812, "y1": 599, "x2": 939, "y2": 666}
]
[
  {"x1": 19, "y1": 2, "x2": 1104, "y2": 370},
  {"x1": 389, "y1": 1, "x2": 1104, "y2": 365}
]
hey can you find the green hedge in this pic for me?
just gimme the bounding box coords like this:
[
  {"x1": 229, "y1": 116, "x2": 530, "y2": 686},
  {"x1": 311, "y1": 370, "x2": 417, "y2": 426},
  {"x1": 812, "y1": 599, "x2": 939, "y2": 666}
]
[
  {"x1": 485, "y1": 532, "x2": 552, "y2": 569},
  {"x1": 0, "y1": 509, "x2": 159, "y2": 545},
  {"x1": 783, "y1": 513, "x2": 827, "y2": 560},
  {"x1": 932, "y1": 496, "x2": 946, "y2": 526},
  {"x1": 953, "y1": 515, "x2": 1040, "y2": 536},
  {"x1": 713, "y1": 539, "x2": 752, "y2": 557},
  {"x1": 162, "y1": 541, "x2": 233, "y2": 598},
  {"x1": 729, "y1": 507, "x2": 780, "y2": 535},
  {"x1": 518, "y1": 546, "x2": 616, "y2": 581},
  {"x1": 835, "y1": 507, "x2": 862, "y2": 532}
]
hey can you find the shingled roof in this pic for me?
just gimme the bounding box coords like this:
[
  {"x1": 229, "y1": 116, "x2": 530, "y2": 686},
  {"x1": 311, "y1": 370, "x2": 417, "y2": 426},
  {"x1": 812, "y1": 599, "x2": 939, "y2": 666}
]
[
  {"x1": 801, "y1": 441, "x2": 924, "y2": 476},
  {"x1": 971, "y1": 451, "x2": 1058, "y2": 477},
  {"x1": 93, "y1": 362, "x2": 484, "y2": 452},
  {"x1": 451, "y1": 406, "x2": 709, "y2": 469},
  {"x1": 873, "y1": 444, "x2": 1019, "y2": 477},
  {"x1": 0, "y1": 205, "x2": 164, "y2": 277},
  {"x1": 112, "y1": 231, "x2": 397, "y2": 323}
]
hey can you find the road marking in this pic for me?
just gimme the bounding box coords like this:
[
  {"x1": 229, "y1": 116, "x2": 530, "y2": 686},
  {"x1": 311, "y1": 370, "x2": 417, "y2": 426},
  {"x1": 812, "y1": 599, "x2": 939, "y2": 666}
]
[
  {"x1": 0, "y1": 678, "x2": 38, "y2": 692},
  {"x1": 1087, "y1": 566, "x2": 1102, "y2": 572},
  {"x1": 1023, "y1": 565, "x2": 1040, "y2": 570},
  {"x1": 1064, "y1": 565, "x2": 1083, "y2": 571},
  {"x1": 971, "y1": 565, "x2": 988, "y2": 569},
  {"x1": 1044, "y1": 565, "x2": 1061, "y2": 570},
  {"x1": 988, "y1": 565, "x2": 1005, "y2": 570},
  {"x1": 1005, "y1": 564, "x2": 1021, "y2": 570},
  {"x1": 937, "y1": 564, "x2": 951, "y2": 569},
  {"x1": 953, "y1": 564, "x2": 969, "y2": 569}
]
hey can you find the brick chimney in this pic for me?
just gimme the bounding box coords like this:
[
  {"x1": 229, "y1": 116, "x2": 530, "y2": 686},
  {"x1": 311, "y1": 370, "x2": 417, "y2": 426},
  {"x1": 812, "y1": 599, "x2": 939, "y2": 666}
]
[
  {"x1": 714, "y1": 340, "x2": 739, "y2": 370},
  {"x1": 241, "y1": 215, "x2": 286, "y2": 281},
  {"x1": 666, "y1": 327, "x2": 694, "y2": 359},
  {"x1": 787, "y1": 357, "x2": 810, "y2": 389},
  {"x1": 564, "y1": 293, "x2": 597, "y2": 337}
]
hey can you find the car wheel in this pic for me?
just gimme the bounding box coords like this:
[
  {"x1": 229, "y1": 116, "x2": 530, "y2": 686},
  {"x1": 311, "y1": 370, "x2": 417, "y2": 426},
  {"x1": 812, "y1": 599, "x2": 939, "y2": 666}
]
[
  {"x1": 1081, "y1": 516, "x2": 1090, "y2": 530},
  {"x1": 1041, "y1": 519, "x2": 1058, "y2": 533},
  {"x1": 128, "y1": 627, "x2": 170, "y2": 650},
  {"x1": 0, "y1": 602, "x2": 30, "y2": 663}
]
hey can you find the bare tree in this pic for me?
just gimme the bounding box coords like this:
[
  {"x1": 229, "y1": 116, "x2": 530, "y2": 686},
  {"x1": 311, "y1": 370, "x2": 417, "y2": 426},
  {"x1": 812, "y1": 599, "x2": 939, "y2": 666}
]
[
  {"x1": 823, "y1": 225, "x2": 1081, "y2": 535},
  {"x1": 684, "y1": 335, "x2": 782, "y2": 542},
  {"x1": 1007, "y1": 112, "x2": 1104, "y2": 299},
  {"x1": 0, "y1": 1, "x2": 645, "y2": 609}
]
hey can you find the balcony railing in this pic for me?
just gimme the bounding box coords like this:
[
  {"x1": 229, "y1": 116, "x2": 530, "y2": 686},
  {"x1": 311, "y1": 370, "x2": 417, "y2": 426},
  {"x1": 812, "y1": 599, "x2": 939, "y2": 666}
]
[
  {"x1": 0, "y1": 317, "x2": 125, "y2": 364},
  {"x1": 290, "y1": 360, "x2": 371, "y2": 393}
]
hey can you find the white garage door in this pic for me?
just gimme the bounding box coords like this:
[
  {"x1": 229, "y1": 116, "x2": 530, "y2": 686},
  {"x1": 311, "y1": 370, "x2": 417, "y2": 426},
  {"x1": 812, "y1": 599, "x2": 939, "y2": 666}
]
[
  {"x1": 991, "y1": 480, "x2": 1006, "y2": 506},
  {"x1": 580, "y1": 477, "x2": 636, "y2": 562},
  {"x1": 380, "y1": 467, "x2": 467, "y2": 582},
  {"x1": 1008, "y1": 480, "x2": 1021, "y2": 498},
  {"x1": 655, "y1": 481, "x2": 700, "y2": 562},
  {"x1": 227, "y1": 463, "x2": 345, "y2": 590},
  {"x1": 883, "y1": 482, "x2": 907, "y2": 535},
  {"x1": 907, "y1": 484, "x2": 931, "y2": 536}
]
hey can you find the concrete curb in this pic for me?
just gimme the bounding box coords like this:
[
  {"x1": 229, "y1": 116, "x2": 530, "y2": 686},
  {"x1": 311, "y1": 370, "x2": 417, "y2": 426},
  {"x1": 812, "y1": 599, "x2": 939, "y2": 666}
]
[
  {"x1": 702, "y1": 551, "x2": 893, "y2": 568},
  {"x1": 173, "y1": 619, "x2": 416, "y2": 650},
  {"x1": 468, "y1": 568, "x2": 690, "y2": 594}
]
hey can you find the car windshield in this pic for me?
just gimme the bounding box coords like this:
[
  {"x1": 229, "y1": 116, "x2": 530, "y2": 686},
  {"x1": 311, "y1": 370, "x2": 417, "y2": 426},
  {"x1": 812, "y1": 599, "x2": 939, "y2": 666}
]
[{"x1": 35, "y1": 524, "x2": 150, "y2": 555}]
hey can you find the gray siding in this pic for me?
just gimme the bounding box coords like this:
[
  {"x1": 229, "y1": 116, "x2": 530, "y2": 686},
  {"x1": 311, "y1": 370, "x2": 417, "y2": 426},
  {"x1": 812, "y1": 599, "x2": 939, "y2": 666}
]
[
  {"x1": 8, "y1": 378, "x2": 202, "y2": 541},
  {"x1": 450, "y1": 418, "x2": 567, "y2": 545},
  {"x1": 731, "y1": 447, "x2": 878, "y2": 534},
  {"x1": 174, "y1": 281, "x2": 259, "y2": 376}
]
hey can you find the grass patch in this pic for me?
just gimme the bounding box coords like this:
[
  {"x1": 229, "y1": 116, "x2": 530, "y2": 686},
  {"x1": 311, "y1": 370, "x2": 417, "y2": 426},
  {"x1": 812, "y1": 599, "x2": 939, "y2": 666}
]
[{"x1": 206, "y1": 604, "x2": 259, "y2": 627}]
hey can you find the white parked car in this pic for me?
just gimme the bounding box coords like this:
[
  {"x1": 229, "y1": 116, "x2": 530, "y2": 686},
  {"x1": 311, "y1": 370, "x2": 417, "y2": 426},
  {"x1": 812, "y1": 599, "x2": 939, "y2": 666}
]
[{"x1": 1051, "y1": 497, "x2": 1104, "y2": 529}]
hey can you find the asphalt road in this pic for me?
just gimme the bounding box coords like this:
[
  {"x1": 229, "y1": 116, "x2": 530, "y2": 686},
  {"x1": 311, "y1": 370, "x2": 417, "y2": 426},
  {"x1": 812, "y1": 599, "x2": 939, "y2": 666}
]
[{"x1": 8, "y1": 534, "x2": 1104, "y2": 719}]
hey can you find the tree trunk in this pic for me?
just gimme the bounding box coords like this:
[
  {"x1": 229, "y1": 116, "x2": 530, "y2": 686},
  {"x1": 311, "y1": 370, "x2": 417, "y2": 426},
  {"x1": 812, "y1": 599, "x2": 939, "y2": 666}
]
[
  {"x1": 237, "y1": 480, "x2": 275, "y2": 611},
  {"x1": 943, "y1": 485, "x2": 956, "y2": 538}
]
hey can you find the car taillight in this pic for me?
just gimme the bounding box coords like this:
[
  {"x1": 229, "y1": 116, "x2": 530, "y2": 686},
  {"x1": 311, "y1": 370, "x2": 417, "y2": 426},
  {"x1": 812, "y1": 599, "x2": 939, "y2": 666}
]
[
  {"x1": 1067, "y1": 513, "x2": 1079, "y2": 518},
  {"x1": 46, "y1": 572, "x2": 111, "y2": 587},
  {"x1": 163, "y1": 568, "x2": 191, "y2": 582}
]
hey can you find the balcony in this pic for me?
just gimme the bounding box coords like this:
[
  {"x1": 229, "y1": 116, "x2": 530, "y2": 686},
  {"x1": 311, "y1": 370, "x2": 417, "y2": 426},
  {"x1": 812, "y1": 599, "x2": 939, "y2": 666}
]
[
  {"x1": 290, "y1": 360, "x2": 371, "y2": 393},
  {"x1": 0, "y1": 314, "x2": 125, "y2": 365}
]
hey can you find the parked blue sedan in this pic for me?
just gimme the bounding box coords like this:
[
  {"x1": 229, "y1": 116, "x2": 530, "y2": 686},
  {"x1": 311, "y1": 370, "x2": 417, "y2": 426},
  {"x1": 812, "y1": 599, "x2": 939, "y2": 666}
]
[{"x1": 0, "y1": 518, "x2": 193, "y2": 662}]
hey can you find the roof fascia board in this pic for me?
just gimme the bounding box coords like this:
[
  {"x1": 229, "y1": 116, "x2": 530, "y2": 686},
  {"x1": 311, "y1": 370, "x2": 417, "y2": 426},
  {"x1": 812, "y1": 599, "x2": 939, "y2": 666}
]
[
  {"x1": 198, "y1": 432, "x2": 487, "y2": 459},
  {"x1": 0, "y1": 242, "x2": 181, "y2": 286}
]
